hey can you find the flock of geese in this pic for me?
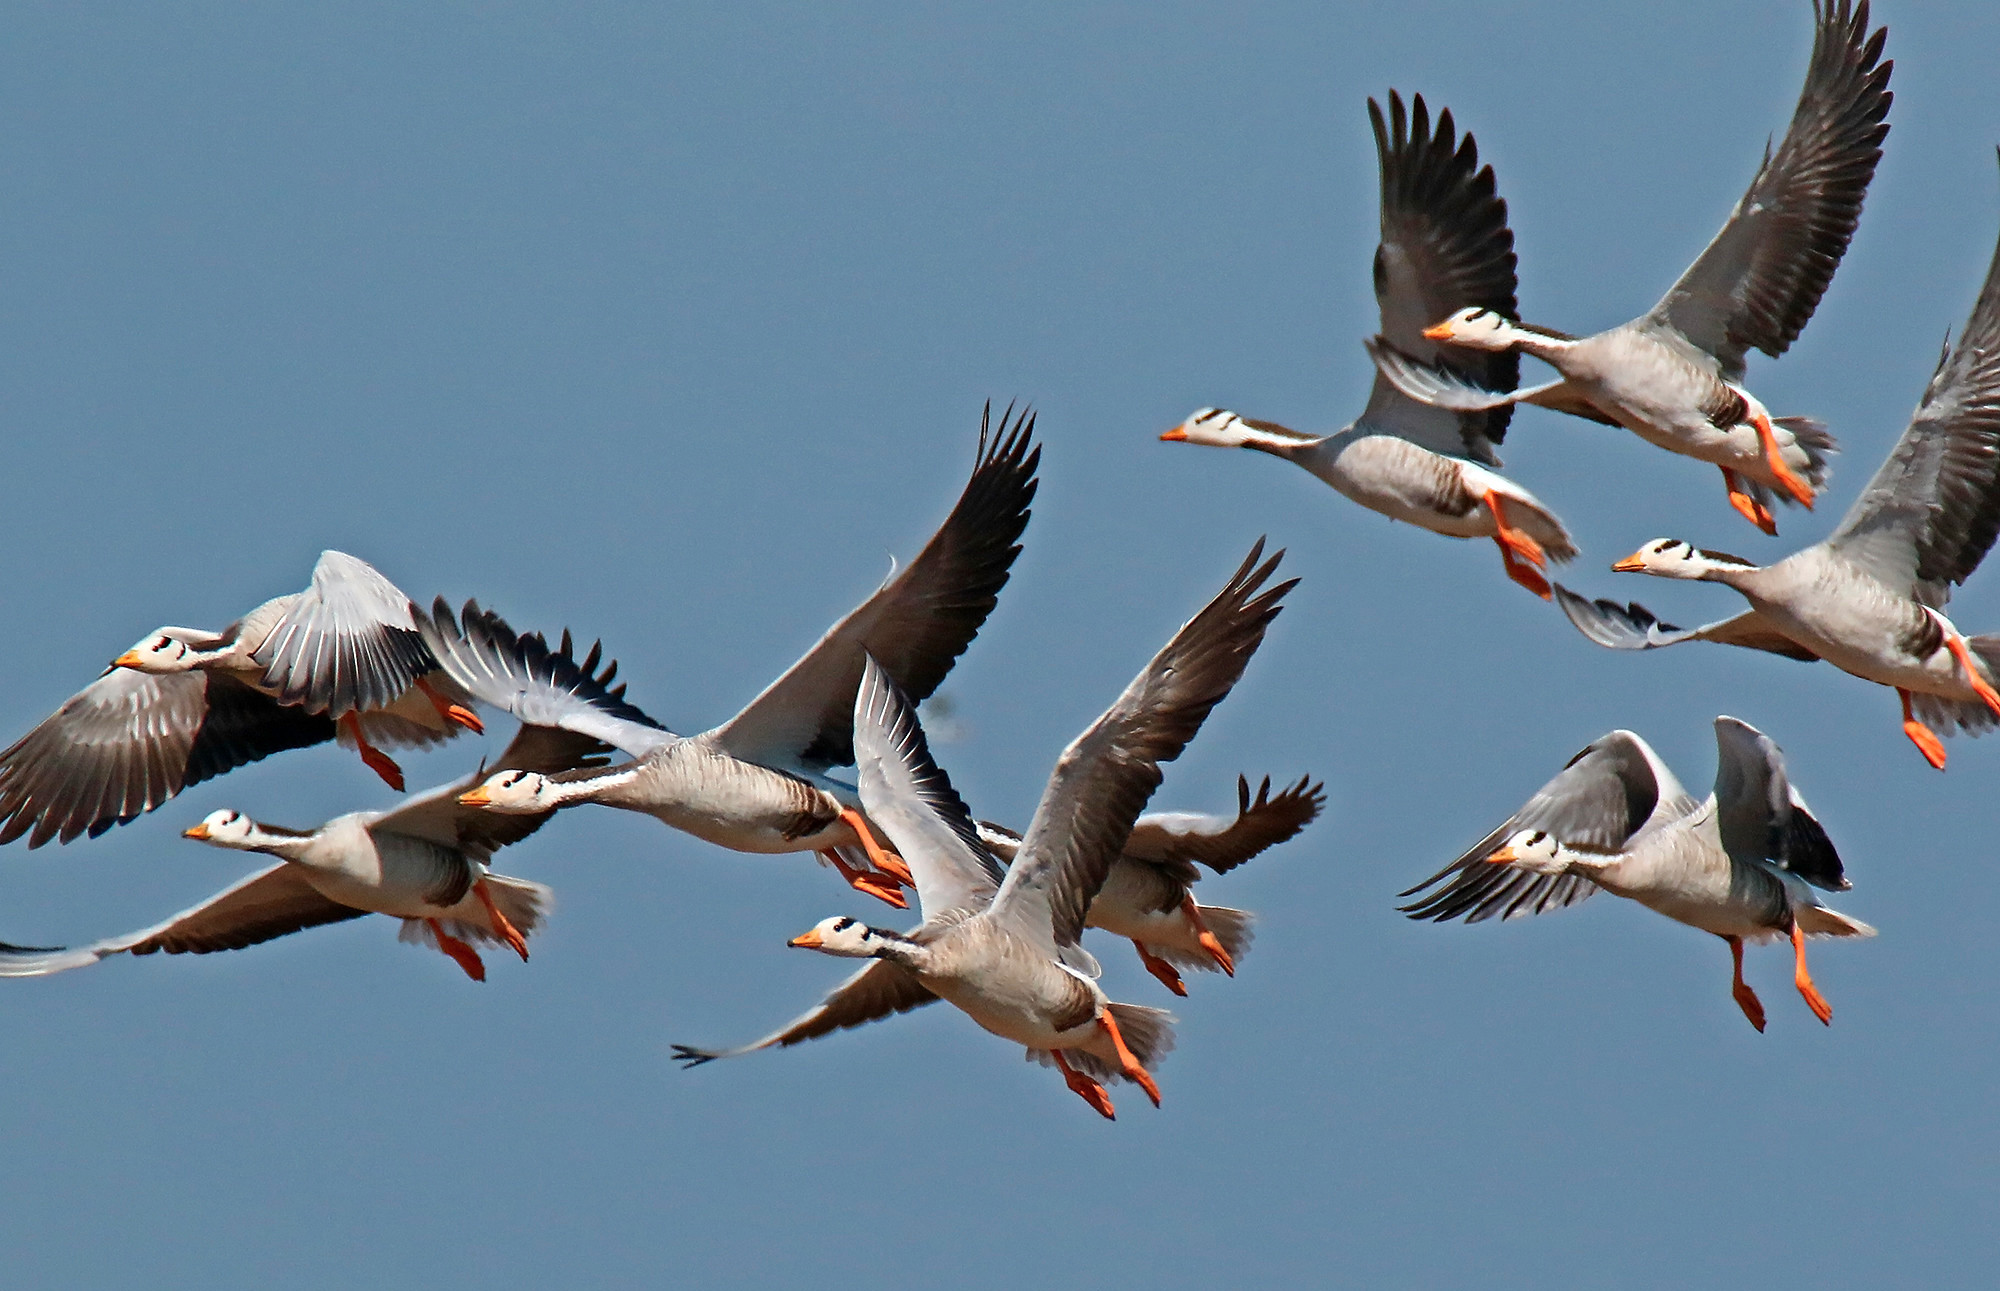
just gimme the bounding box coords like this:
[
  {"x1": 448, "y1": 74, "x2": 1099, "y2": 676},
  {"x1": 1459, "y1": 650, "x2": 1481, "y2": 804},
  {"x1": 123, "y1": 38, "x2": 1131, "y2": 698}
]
[{"x1": 3, "y1": 0, "x2": 1996, "y2": 1116}]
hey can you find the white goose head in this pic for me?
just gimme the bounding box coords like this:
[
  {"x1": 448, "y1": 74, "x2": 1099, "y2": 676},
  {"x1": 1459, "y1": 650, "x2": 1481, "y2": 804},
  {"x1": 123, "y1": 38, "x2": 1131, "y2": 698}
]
[
  {"x1": 788, "y1": 915, "x2": 892, "y2": 958},
  {"x1": 183, "y1": 809, "x2": 261, "y2": 848},
  {"x1": 459, "y1": 769, "x2": 560, "y2": 814},
  {"x1": 1161, "y1": 407, "x2": 1319, "y2": 455},
  {"x1": 1421, "y1": 306, "x2": 1536, "y2": 352},
  {"x1": 1485, "y1": 828, "x2": 1570, "y2": 875},
  {"x1": 1612, "y1": 538, "x2": 1759, "y2": 581},
  {"x1": 112, "y1": 631, "x2": 200, "y2": 674}
]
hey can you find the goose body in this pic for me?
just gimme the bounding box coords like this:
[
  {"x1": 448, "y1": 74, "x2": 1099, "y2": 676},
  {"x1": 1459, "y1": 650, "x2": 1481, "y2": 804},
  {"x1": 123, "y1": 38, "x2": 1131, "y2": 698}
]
[{"x1": 1402, "y1": 718, "x2": 1872, "y2": 1031}]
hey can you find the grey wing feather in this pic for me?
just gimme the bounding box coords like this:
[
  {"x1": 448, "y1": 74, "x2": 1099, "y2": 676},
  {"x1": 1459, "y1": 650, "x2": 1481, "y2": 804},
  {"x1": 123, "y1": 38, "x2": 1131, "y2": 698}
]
[
  {"x1": 1122, "y1": 774, "x2": 1326, "y2": 876},
  {"x1": 670, "y1": 960, "x2": 937, "y2": 1067},
  {"x1": 1362, "y1": 91, "x2": 1520, "y2": 463},
  {"x1": 249, "y1": 551, "x2": 440, "y2": 717},
  {"x1": 1366, "y1": 339, "x2": 1622, "y2": 428},
  {"x1": 0, "y1": 864, "x2": 369, "y2": 977},
  {"x1": 991, "y1": 540, "x2": 1293, "y2": 952},
  {"x1": 1645, "y1": 1, "x2": 1891, "y2": 377},
  {"x1": 1400, "y1": 731, "x2": 1671, "y2": 923},
  {"x1": 852, "y1": 656, "x2": 1003, "y2": 921},
  {"x1": 1712, "y1": 716, "x2": 1848, "y2": 891},
  {"x1": 0, "y1": 670, "x2": 335, "y2": 848},
  {"x1": 708, "y1": 404, "x2": 1037, "y2": 771},
  {"x1": 1552, "y1": 584, "x2": 1822, "y2": 661},
  {"x1": 1827, "y1": 195, "x2": 2000, "y2": 600},
  {"x1": 422, "y1": 599, "x2": 676, "y2": 757}
]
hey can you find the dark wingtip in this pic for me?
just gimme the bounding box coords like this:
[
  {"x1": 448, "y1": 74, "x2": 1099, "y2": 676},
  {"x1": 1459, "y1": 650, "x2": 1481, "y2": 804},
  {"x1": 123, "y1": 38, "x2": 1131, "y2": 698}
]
[{"x1": 669, "y1": 1045, "x2": 720, "y2": 1070}]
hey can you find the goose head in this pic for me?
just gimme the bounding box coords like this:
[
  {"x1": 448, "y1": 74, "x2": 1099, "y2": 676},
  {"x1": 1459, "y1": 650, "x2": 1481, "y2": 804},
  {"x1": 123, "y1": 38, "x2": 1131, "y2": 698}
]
[
  {"x1": 788, "y1": 915, "x2": 891, "y2": 958},
  {"x1": 1420, "y1": 306, "x2": 1524, "y2": 350},
  {"x1": 1612, "y1": 538, "x2": 1758, "y2": 581},
  {"x1": 1161, "y1": 407, "x2": 1320, "y2": 455},
  {"x1": 112, "y1": 631, "x2": 199, "y2": 674},
  {"x1": 458, "y1": 769, "x2": 559, "y2": 814},
  {"x1": 183, "y1": 809, "x2": 260, "y2": 848},
  {"x1": 1484, "y1": 829, "x2": 1570, "y2": 875}
]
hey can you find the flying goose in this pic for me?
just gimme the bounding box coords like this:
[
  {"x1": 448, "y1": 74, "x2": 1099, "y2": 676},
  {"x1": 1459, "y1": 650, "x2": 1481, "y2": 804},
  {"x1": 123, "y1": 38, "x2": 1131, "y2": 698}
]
[
  {"x1": 447, "y1": 406, "x2": 1039, "y2": 907},
  {"x1": 975, "y1": 773, "x2": 1325, "y2": 996},
  {"x1": 1401, "y1": 718, "x2": 1873, "y2": 1031},
  {"x1": 0, "y1": 713, "x2": 612, "y2": 981},
  {"x1": 1372, "y1": 1, "x2": 1890, "y2": 534},
  {"x1": 1164, "y1": 92, "x2": 1576, "y2": 598},
  {"x1": 1554, "y1": 177, "x2": 2000, "y2": 768},
  {"x1": 0, "y1": 550, "x2": 484, "y2": 849},
  {"x1": 674, "y1": 541, "x2": 1293, "y2": 1118}
]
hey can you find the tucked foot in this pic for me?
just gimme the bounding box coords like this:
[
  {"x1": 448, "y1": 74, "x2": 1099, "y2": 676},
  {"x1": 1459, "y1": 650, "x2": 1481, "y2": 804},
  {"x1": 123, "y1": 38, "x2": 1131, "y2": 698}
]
[
  {"x1": 872, "y1": 851, "x2": 915, "y2": 889},
  {"x1": 1791, "y1": 923, "x2": 1833, "y2": 1026},
  {"x1": 473, "y1": 878, "x2": 530, "y2": 961},
  {"x1": 1052, "y1": 1050, "x2": 1116, "y2": 1120},
  {"x1": 1753, "y1": 409, "x2": 1816, "y2": 509},
  {"x1": 429, "y1": 919, "x2": 487, "y2": 982},
  {"x1": 1098, "y1": 1006, "x2": 1161, "y2": 1108},
  {"x1": 1940, "y1": 627, "x2": 2000, "y2": 720},
  {"x1": 1721, "y1": 467, "x2": 1778, "y2": 535},
  {"x1": 819, "y1": 849, "x2": 910, "y2": 909},
  {"x1": 1496, "y1": 546, "x2": 1552, "y2": 600},
  {"x1": 416, "y1": 677, "x2": 484, "y2": 733},
  {"x1": 341, "y1": 713, "x2": 406, "y2": 791},
  {"x1": 1723, "y1": 935, "x2": 1765, "y2": 1033},
  {"x1": 1899, "y1": 689, "x2": 1948, "y2": 770},
  {"x1": 837, "y1": 807, "x2": 903, "y2": 876},
  {"x1": 1134, "y1": 941, "x2": 1188, "y2": 997},
  {"x1": 1181, "y1": 894, "x2": 1235, "y2": 976}
]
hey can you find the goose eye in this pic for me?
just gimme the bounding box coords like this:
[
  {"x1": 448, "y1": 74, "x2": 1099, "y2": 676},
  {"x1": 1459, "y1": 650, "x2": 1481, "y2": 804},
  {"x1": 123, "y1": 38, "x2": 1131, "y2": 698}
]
[{"x1": 832, "y1": 917, "x2": 855, "y2": 932}]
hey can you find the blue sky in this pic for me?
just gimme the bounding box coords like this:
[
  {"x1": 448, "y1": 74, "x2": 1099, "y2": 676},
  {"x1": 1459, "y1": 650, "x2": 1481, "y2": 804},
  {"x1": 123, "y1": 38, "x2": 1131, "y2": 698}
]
[{"x1": 1, "y1": 2, "x2": 1996, "y2": 1286}]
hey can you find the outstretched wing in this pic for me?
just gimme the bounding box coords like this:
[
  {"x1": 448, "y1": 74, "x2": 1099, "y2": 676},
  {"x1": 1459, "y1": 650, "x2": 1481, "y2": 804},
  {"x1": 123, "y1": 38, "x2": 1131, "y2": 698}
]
[
  {"x1": 1711, "y1": 715, "x2": 1848, "y2": 891},
  {"x1": 989, "y1": 541, "x2": 1293, "y2": 954},
  {"x1": 1358, "y1": 91, "x2": 1520, "y2": 464},
  {"x1": 0, "y1": 864, "x2": 369, "y2": 976},
  {"x1": 1552, "y1": 584, "x2": 1822, "y2": 661},
  {"x1": 1400, "y1": 731, "x2": 1683, "y2": 923},
  {"x1": 707, "y1": 403, "x2": 1037, "y2": 771},
  {"x1": 670, "y1": 960, "x2": 937, "y2": 1067},
  {"x1": 1644, "y1": 1, "x2": 1892, "y2": 378},
  {"x1": 1365, "y1": 338, "x2": 1622, "y2": 428},
  {"x1": 250, "y1": 551, "x2": 441, "y2": 717},
  {"x1": 1121, "y1": 774, "x2": 1326, "y2": 876},
  {"x1": 0, "y1": 670, "x2": 335, "y2": 848}
]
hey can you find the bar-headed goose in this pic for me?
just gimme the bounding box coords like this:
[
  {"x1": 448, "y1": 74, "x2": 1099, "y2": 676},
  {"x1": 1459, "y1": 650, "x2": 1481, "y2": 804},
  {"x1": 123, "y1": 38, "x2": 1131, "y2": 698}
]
[
  {"x1": 0, "y1": 714, "x2": 616, "y2": 982},
  {"x1": 975, "y1": 773, "x2": 1324, "y2": 996},
  {"x1": 1373, "y1": 1, "x2": 1889, "y2": 534},
  {"x1": 448, "y1": 407, "x2": 1038, "y2": 908},
  {"x1": 1555, "y1": 179, "x2": 2000, "y2": 769},
  {"x1": 0, "y1": 550, "x2": 483, "y2": 848},
  {"x1": 674, "y1": 541, "x2": 1292, "y2": 1118},
  {"x1": 1401, "y1": 718, "x2": 1872, "y2": 1031},
  {"x1": 1165, "y1": 92, "x2": 1576, "y2": 598}
]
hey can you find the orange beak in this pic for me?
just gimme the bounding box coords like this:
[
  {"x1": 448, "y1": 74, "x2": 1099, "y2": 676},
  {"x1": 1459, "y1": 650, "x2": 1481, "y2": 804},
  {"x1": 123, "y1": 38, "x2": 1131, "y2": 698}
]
[
  {"x1": 788, "y1": 929, "x2": 824, "y2": 949},
  {"x1": 1422, "y1": 322, "x2": 1455, "y2": 341},
  {"x1": 183, "y1": 823, "x2": 211, "y2": 840},
  {"x1": 1612, "y1": 553, "x2": 1647, "y2": 573},
  {"x1": 458, "y1": 787, "x2": 493, "y2": 807},
  {"x1": 1159, "y1": 426, "x2": 1188, "y2": 442},
  {"x1": 111, "y1": 650, "x2": 146, "y2": 670},
  {"x1": 1484, "y1": 845, "x2": 1519, "y2": 865}
]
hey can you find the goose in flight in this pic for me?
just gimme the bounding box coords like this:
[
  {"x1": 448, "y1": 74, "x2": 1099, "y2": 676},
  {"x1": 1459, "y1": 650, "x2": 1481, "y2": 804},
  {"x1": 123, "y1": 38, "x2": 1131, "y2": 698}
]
[
  {"x1": 674, "y1": 541, "x2": 1293, "y2": 1118},
  {"x1": 1554, "y1": 176, "x2": 2000, "y2": 769},
  {"x1": 1373, "y1": 0, "x2": 1890, "y2": 534},
  {"x1": 1165, "y1": 92, "x2": 1575, "y2": 598},
  {"x1": 0, "y1": 550, "x2": 483, "y2": 849},
  {"x1": 0, "y1": 712, "x2": 615, "y2": 981},
  {"x1": 975, "y1": 773, "x2": 1324, "y2": 996},
  {"x1": 1401, "y1": 718, "x2": 1873, "y2": 1031},
  {"x1": 448, "y1": 406, "x2": 1038, "y2": 907}
]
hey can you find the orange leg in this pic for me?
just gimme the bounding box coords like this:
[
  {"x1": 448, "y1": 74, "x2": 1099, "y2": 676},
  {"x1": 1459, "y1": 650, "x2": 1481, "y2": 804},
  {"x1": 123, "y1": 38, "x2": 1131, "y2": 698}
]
[
  {"x1": 473, "y1": 877, "x2": 529, "y2": 961},
  {"x1": 1483, "y1": 493, "x2": 1551, "y2": 600},
  {"x1": 1132, "y1": 940, "x2": 1187, "y2": 997},
  {"x1": 1791, "y1": 922, "x2": 1832, "y2": 1026},
  {"x1": 1721, "y1": 934, "x2": 1765, "y2": 1033},
  {"x1": 1179, "y1": 894, "x2": 1235, "y2": 976},
  {"x1": 339, "y1": 713, "x2": 406, "y2": 791},
  {"x1": 817, "y1": 848, "x2": 909, "y2": 909},
  {"x1": 415, "y1": 677, "x2": 484, "y2": 734},
  {"x1": 428, "y1": 919, "x2": 486, "y2": 982},
  {"x1": 836, "y1": 807, "x2": 914, "y2": 887},
  {"x1": 1051, "y1": 1049, "x2": 1116, "y2": 1120},
  {"x1": 1752, "y1": 409, "x2": 1815, "y2": 509},
  {"x1": 1097, "y1": 1006, "x2": 1161, "y2": 1107},
  {"x1": 1941, "y1": 629, "x2": 2000, "y2": 719},
  {"x1": 1899, "y1": 688, "x2": 1948, "y2": 770},
  {"x1": 1719, "y1": 467, "x2": 1778, "y2": 535}
]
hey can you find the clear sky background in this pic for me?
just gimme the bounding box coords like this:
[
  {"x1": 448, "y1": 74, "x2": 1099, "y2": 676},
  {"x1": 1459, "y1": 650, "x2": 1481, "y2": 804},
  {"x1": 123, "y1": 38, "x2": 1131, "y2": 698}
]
[{"x1": 1, "y1": 2, "x2": 1996, "y2": 1286}]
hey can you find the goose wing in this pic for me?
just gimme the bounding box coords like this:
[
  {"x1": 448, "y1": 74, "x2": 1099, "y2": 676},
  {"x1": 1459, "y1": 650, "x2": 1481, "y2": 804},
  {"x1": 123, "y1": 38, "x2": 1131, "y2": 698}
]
[
  {"x1": 1365, "y1": 338, "x2": 1624, "y2": 428},
  {"x1": 1400, "y1": 730, "x2": 1688, "y2": 923},
  {"x1": 1642, "y1": 1, "x2": 1891, "y2": 379},
  {"x1": 670, "y1": 960, "x2": 937, "y2": 1067},
  {"x1": 1824, "y1": 193, "x2": 2000, "y2": 604},
  {"x1": 1121, "y1": 774, "x2": 1326, "y2": 877},
  {"x1": 707, "y1": 404, "x2": 1037, "y2": 772},
  {"x1": 249, "y1": 551, "x2": 443, "y2": 717},
  {"x1": 1553, "y1": 584, "x2": 1823, "y2": 661},
  {"x1": 1712, "y1": 715, "x2": 1848, "y2": 891},
  {"x1": 852, "y1": 655, "x2": 1003, "y2": 921},
  {"x1": 0, "y1": 863, "x2": 368, "y2": 976},
  {"x1": 1358, "y1": 91, "x2": 1521, "y2": 465},
  {"x1": 423, "y1": 599, "x2": 676, "y2": 758},
  {"x1": 987, "y1": 541, "x2": 1293, "y2": 955},
  {"x1": 0, "y1": 670, "x2": 335, "y2": 848}
]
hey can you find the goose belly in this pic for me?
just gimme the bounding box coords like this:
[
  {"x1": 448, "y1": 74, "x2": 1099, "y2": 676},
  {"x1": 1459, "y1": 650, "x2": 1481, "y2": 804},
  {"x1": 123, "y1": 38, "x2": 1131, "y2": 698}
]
[
  {"x1": 923, "y1": 962, "x2": 1101, "y2": 1051},
  {"x1": 1750, "y1": 596, "x2": 1968, "y2": 695},
  {"x1": 1083, "y1": 860, "x2": 1183, "y2": 941},
  {"x1": 1595, "y1": 839, "x2": 1786, "y2": 940},
  {"x1": 623, "y1": 754, "x2": 852, "y2": 854},
  {"x1": 1557, "y1": 343, "x2": 1764, "y2": 466},
  {"x1": 293, "y1": 822, "x2": 470, "y2": 918},
  {"x1": 1310, "y1": 436, "x2": 1496, "y2": 538}
]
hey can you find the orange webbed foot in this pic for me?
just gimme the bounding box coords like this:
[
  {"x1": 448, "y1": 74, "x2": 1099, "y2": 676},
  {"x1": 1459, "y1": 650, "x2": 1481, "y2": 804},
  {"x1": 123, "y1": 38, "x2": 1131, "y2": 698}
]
[
  {"x1": 1940, "y1": 630, "x2": 2000, "y2": 720},
  {"x1": 1898, "y1": 689, "x2": 1948, "y2": 769},
  {"x1": 1053, "y1": 1051, "x2": 1116, "y2": 1120},
  {"x1": 474, "y1": 878, "x2": 530, "y2": 962},
  {"x1": 1753, "y1": 410, "x2": 1816, "y2": 510},
  {"x1": 359, "y1": 745, "x2": 406, "y2": 792},
  {"x1": 1134, "y1": 942, "x2": 1188, "y2": 997},
  {"x1": 1732, "y1": 980, "x2": 1767, "y2": 1033},
  {"x1": 873, "y1": 851, "x2": 915, "y2": 889},
  {"x1": 1791, "y1": 924, "x2": 1833, "y2": 1027},
  {"x1": 430, "y1": 920, "x2": 487, "y2": 982},
  {"x1": 1181, "y1": 896, "x2": 1235, "y2": 977},
  {"x1": 1721, "y1": 468, "x2": 1779, "y2": 535},
  {"x1": 415, "y1": 677, "x2": 485, "y2": 734},
  {"x1": 1098, "y1": 1007, "x2": 1162, "y2": 1108}
]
